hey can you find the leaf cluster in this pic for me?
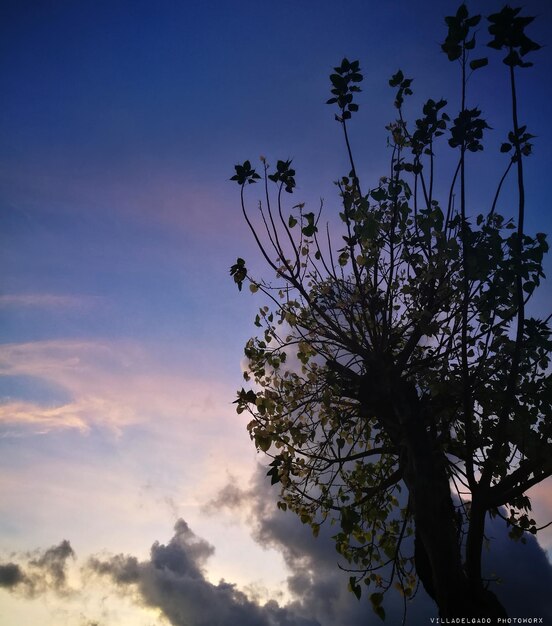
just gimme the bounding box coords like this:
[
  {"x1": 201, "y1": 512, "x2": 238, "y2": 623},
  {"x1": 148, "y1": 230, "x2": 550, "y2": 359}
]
[{"x1": 326, "y1": 58, "x2": 363, "y2": 121}]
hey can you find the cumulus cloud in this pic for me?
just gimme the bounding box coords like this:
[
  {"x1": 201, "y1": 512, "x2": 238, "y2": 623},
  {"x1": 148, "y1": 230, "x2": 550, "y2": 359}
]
[
  {"x1": 1, "y1": 522, "x2": 317, "y2": 625},
  {"x1": 204, "y1": 466, "x2": 430, "y2": 626},
  {"x1": 206, "y1": 465, "x2": 552, "y2": 625},
  {"x1": 0, "y1": 562, "x2": 24, "y2": 588},
  {"x1": 0, "y1": 540, "x2": 75, "y2": 597},
  {"x1": 30, "y1": 539, "x2": 75, "y2": 589},
  {"x1": 2, "y1": 497, "x2": 550, "y2": 626},
  {"x1": 88, "y1": 518, "x2": 319, "y2": 626},
  {"x1": 482, "y1": 516, "x2": 552, "y2": 619},
  {"x1": 205, "y1": 469, "x2": 432, "y2": 626}
]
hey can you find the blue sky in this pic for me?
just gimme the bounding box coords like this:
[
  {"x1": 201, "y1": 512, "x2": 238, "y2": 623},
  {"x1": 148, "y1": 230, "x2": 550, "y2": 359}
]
[{"x1": 1, "y1": 1, "x2": 552, "y2": 624}]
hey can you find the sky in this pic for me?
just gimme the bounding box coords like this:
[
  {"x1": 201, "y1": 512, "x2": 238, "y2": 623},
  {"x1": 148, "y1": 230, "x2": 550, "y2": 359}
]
[{"x1": 1, "y1": 1, "x2": 552, "y2": 624}]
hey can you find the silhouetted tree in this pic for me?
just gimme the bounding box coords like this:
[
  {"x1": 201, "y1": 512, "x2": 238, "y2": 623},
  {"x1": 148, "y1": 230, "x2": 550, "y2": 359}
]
[{"x1": 231, "y1": 4, "x2": 550, "y2": 620}]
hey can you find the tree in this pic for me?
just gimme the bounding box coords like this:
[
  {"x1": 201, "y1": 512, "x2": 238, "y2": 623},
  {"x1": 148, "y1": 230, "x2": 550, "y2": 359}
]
[{"x1": 230, "y1": 4, "x2": 551, "y2": 620}]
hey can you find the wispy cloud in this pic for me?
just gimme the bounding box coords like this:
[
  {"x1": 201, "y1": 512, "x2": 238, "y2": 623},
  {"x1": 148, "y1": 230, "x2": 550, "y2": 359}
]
[
  {"x1": 0, "y1": 400, "x2": 90, "y2": 435},
  {"x1": 0, "y1": 340, "x2": 141, "y2": 435},
  {"x1": 0, "y1": 339, "x2": 241, "y2": 436},
  {"x1": 1, "y1": 160, "x2": 242, "y2": 243},
  {"x1": 0, "y1": 294, "x2": 103, "y2": 310}
]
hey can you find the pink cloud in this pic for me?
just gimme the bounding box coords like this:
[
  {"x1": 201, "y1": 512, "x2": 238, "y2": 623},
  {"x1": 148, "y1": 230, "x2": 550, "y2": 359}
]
[
  {"x1": 528, "y1": 481, "x2": 552, "y2": 553},
  {"x1": 0, "y1": 400, "x2": 89, "y2": 436},
  {"x1": 0, "y1": 339, "x2": 249, "y2": 439}
]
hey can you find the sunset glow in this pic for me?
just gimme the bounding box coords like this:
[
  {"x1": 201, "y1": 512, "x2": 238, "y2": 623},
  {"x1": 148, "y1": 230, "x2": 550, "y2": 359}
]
[{"x1": 1, "y1": 1, "x2": 551, "y2": 624}]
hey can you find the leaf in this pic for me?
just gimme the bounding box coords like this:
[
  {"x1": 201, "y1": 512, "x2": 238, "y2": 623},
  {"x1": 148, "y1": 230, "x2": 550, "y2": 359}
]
[
  {"x1": 465, "y1": 36, "x2": 476, "y2": 51},
  {"x1": 229, "y1": 258, "x2": 247, "y2": 291},
  {"x1": 340, "y1": 58, "x2": 351, "y2": 72},
  {"x1": 371, "y1": 187, "x2": 387, "y2": 202},
  {"x1": 389, "y1": 69, "x2": 404, "y2": 86},
  {"x1": 256, "y1": 434, "x2": 272, "y2": 452},
  {"x1": 503, "y1": 50, "x2": 521, "y2": 67},
  {"x1": 231, "y1": 161, "x2": 260, "y2": 185},
  {"x1": 456, "y1": 3, "x2": 468, "y2": 20},
  {"x1": 338, "y1": 251, "x2": 349, "y2": 266},
  {"x1": 523, "y1": 281, "x2": 535, "y2": 294},
  {"x1": 302, "y1": 212, "x2": 318, "y2": 237},
  {"x1": 370, "y1": 592, "x2": 383, "y2": 607},
  {"x1": 441, "y1": 41, "x2": 462, "y2": 61},
  {"x1": 340, "y1": 507, "x2": 360, "y2": 534},
  {"x1": 266, "y1": 461, "x2": 281, "y2": 485},
  {"x1": 470, "y1": 57, "x2": 488, "y2": 70},
  {"x1": 349, "y1": 577, "x2": 362, "y2": 600}
]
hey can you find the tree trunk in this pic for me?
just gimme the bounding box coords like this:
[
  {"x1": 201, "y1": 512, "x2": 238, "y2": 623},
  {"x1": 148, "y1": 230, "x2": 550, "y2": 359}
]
[
  {"x1": 393, "y1": 379, "x2": 508, "y2": 618},
  {"x1": 359, "y1": 366, "x2": 508, "y2": 618}
]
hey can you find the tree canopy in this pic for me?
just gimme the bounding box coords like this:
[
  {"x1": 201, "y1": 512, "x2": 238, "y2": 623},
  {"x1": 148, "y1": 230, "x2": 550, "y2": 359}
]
[{"x1": 230, "y1": 4, "x2": 551, "y2": 620}]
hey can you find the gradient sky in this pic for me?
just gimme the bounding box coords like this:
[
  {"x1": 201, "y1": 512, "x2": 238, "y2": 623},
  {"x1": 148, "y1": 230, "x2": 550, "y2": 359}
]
[{"x1": 1, "y1": 1, "x2": 552, "y2": 625}]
